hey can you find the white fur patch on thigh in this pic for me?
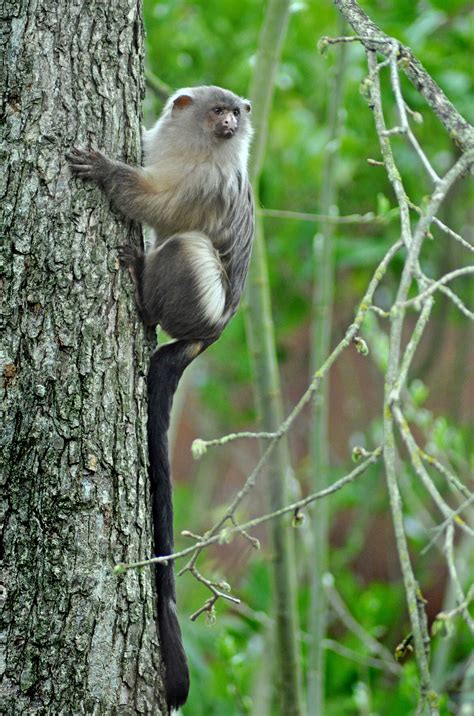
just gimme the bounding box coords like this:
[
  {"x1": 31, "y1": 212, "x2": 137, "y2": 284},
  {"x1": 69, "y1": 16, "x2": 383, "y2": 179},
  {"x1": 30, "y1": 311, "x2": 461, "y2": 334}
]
[{"x1": 182, "y1": 233, "x2": 226, "y2": 324}]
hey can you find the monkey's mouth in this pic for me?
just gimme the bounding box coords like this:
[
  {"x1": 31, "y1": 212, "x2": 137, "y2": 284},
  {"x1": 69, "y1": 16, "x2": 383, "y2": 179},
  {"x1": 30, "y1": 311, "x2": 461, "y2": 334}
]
[{"x1": 216, "y1": 127, "x2": 236, "y2": 139}]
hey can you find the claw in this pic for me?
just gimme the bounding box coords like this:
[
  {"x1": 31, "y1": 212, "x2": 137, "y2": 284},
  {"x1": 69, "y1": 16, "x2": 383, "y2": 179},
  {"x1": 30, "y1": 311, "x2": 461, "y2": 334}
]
[
  {"x1": 67, "y1": 147, "x2": 107, "y2": 182},
  {"x1": 67, "y1": 148, "x2": 88, "y2": 162}
]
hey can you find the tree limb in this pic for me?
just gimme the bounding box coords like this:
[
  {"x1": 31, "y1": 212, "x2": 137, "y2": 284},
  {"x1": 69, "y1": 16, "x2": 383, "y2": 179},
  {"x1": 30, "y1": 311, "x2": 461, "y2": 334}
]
[{"x1": 332, "y1": 0, "x2": 474, "y2": 153}]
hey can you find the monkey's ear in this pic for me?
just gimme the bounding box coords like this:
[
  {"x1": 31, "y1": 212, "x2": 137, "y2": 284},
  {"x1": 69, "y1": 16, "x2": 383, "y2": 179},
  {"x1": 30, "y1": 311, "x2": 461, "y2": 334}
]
[
  {"x1": 173, "y1": 94, "x2": 194, "y2": 110},
  {"x1": 243, "y1": 101, "x2": 251, "y2": 114}
]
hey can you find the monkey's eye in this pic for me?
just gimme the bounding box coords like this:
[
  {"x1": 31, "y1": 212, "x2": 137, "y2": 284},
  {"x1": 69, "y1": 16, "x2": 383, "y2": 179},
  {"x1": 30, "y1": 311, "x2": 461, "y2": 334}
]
[
  {"x1": 233, "y1": 108, "x2": 240, "y2": 117},
  {"x1": 213, "y1": 107, "x2": 223, "y2": 115}
]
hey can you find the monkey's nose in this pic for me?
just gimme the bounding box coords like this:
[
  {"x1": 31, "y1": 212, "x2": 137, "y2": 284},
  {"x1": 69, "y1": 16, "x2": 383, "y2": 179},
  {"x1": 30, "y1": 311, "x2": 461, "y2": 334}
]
[{"x1": 223, "y1": 114, "x2": 237, "y2": 128}]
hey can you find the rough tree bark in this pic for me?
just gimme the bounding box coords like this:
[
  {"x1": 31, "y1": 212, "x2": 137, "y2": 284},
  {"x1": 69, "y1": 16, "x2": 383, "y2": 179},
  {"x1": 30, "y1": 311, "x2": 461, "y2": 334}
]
[{"x1": 1, "y1": 1, "x2": 167, "y2": 713}]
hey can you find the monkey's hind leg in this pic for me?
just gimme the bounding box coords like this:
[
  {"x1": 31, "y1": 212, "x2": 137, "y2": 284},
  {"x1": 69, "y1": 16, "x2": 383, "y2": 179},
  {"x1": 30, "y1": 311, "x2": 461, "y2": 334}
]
[
  {"x1": 119, "y1": 243, "x2": 156, "y2": 327},
  {"x1": 142, "y1": 232, "x2": 228, "y2": 341}
]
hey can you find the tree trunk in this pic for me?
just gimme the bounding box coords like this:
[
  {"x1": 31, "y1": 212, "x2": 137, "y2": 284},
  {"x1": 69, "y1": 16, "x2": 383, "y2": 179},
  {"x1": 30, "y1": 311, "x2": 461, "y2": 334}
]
[{"x1": 2, "y1": 1, "x2": 166, "y2": 713}]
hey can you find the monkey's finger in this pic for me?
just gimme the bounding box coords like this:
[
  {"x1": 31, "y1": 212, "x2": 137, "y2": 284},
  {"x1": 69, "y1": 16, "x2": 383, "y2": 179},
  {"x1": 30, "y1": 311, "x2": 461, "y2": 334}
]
[
  {"x1": 66, "y1": 148, "x2": 90, "y2": 161},
  {"x1": 68, "y1": 162, "x2": 97, "y2": 178},
  {"x1": 67, "y1": 150, "x2": 93, "y2": 170},
  {"x1": 66, "y1": 148, "x2": 104, "y2": 164}
]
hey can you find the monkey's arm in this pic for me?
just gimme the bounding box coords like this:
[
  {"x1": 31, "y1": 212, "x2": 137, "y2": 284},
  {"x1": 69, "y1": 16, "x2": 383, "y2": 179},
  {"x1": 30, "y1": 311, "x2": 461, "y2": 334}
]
[{"x1": 68, "y1": 148, "x2": 163, "y2": 226}]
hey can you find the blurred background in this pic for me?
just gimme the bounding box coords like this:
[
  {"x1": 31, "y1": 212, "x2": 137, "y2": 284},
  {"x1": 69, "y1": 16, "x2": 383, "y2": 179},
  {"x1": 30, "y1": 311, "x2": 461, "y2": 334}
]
[{"x1": 142, "y1": 1, "x2": 473, "y2": 714}]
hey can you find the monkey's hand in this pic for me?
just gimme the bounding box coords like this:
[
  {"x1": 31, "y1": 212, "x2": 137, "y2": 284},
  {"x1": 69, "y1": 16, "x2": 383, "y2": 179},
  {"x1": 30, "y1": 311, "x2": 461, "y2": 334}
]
[{"x1": 67, "y1": 148, "x2": 113, "y2": 185}]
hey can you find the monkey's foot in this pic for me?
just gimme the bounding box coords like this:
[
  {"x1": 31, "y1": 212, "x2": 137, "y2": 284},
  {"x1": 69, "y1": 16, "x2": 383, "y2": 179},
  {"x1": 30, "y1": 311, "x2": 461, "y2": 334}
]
[
  {"x1": 118, "y1": 243, "x2": 144, "y2": 269},
  {"x1": 67, "y1": 148, "x2": 111, "y2": 183}
]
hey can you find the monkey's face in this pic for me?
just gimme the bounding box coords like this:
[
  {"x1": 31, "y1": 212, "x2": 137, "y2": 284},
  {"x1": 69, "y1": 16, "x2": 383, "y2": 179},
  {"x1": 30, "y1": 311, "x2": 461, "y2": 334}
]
[
  {"x1": 208, "y1": 105, "x2": 242, "y2": 140},
  {"x1": 170, "y1": 87, "x2": 252, "y2": 147}
]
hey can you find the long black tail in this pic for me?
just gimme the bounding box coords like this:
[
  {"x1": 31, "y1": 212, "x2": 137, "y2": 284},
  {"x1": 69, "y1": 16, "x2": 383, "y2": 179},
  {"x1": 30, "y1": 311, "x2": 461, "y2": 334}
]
[{"x1": 147, "y1": 339, "x2": 208, "y2": 711}]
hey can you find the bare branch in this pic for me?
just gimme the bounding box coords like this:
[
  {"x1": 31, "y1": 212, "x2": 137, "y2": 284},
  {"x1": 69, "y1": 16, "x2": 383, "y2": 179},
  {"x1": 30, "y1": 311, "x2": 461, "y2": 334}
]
[
  {"x1": 319, "y1": 34, "x2": 392, "y2": 48},
  {"x1": 408, "y1": 201, "x2": 474, "y2": 253},
  {"x1": 145, "y1": 70, "x2": 172, "y2": 101},
  {"x1": 392, "y1": 300, "x2": 433, "y2": 401},
  {"x1": 418, "y1": 451, "x2": 472, "y2": 501},
  {"x1": 183, "y1": 566, "x2": 240, "y2": 622},
  {"x1": 367, "y1": 48, "x2": 437, "y2": 711},
  {"x1": 191, "y1": 431, "x2": 276, "y2": 458},
  {"x1": 322, "y1": 639, "x2": 400, "y2": 673},
  {"x1": 394, "y1": 266, "x2": 474, "y2": 311},
  {"x1": 258, "y1": 207, "x2": 380, "y2": 224},
  {"x1": 421, "y1": 495, "x2": 474, "y2": 555},
  {"x1": 230, "y1": 515, "x2": 261, "y2": 550},
  {"x1": 115, "y1": 449, "x2": 380, "y2": 573},
  {"x1": 387, "y1": 50, "x2": 440, "y2": 184},
  {"x1": 434, "y1": 585, "x2": 474, "y2": 626},
  {"x1": 367, "y1": 51, "x2": 413, "y2": 251},
  {"x1": 444, "y1": 525, "x2": 474, "y2": 635},
  {"x1": 192, "y1": 240, "x2": 402, "y2": 461},
  {"x1": 323, "y1": 573, "x2": 401, "y2": 675},
  {"x1": 392, "y1": 404, "x2": 474, "y2": 539},
  {"x1": 436, "y1": 284, "x2": 474, "y2": 320},
  {"x1": 332, "y1": 0, "x2": 474, "y2": 153}
]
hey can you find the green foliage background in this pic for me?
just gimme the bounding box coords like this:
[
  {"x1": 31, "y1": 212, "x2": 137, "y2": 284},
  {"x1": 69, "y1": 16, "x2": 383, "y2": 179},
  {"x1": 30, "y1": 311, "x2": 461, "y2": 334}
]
[{"x1": 143, "y1": 2, "x2": 473, "y2": 714}]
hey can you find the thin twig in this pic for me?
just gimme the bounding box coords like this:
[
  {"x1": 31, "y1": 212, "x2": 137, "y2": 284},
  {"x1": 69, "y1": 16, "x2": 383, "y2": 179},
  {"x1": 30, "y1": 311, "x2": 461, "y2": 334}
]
[
  {"x1": 230, "y1": 515, "x2": 261, "y2": 550},
  {"x1": 392, "y1": 300, "x2": 433, "y2": 401},
  {"x1": 444, "y1": 525, "x2": 474, "y2": 635},
  {"x1": 402, "y1": 153, "x2": 474, "y2": 298},
  {"x1": 436, "y1": 284, "x2": 474, "y2": 320},
  {"x1": 322, "y1": 638, "x2": 401, "y2": 673},
  {"x1": 408, "y1": 200, "x2": 474, "y2": 253},
  {"x1": 434, "y1": 586, "x2": 474, "y2": 623},
  {"x1": 323, "y1": 573, "x2": 401, "y2": 674},
  {"x1": 185, "y1": 566, "x2": 241, "y2": 622},
  {"x1": 191, "y1": 431, "x2": 277, "y2": 457},
  {"x1": 394, "y1": 266, "x2": 474, "y2": 311},
  {"x1": 418, "y1": 450, "x2": 472, "y2": 501},
  {"x1": 366, "y1": 54, "x2": 414, "y2": 252},
  {"x1": 234, "y1": 605, "x2": 401, "y2": 674},
  {"x1": 258, "y1": 208, "x2": 380, "y2": 224},
  {"x1": 369, "y1": 304, "x2": 390, "y2": 318},
  {"x1": 387, "y1": 49, "x2": 441, "y2": 184},
  {"x1": 392, "y1": 404, "x2": 474, "y2": 539},
  {"x1": 319, "y1": 34, "x2": 392, "y2": 48},
  {"x1": 115, "y1": 449, "x2": 381, "y2": 572},
  {"x1": 421, "y1": 494, "x2": 474, "y2": 555},
  {"x1": 145, "y1": 70, "x2": 172, "y2": 101},
  {"x1": 415, "y1": 266, "x2": 474, "y2": 319}
]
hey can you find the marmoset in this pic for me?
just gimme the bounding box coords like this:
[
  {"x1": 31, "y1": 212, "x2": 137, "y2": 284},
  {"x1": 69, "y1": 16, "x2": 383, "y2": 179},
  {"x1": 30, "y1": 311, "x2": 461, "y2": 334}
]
[{"x1": 68, "y1": 85, "x2": 254, "y2": 711}]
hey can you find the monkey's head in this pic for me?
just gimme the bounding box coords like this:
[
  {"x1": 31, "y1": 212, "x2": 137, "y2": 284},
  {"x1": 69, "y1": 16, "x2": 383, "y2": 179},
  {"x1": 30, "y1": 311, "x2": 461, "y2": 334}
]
[{"x1": 167, "y1": 86, "x2": 252, "y2": 150}]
